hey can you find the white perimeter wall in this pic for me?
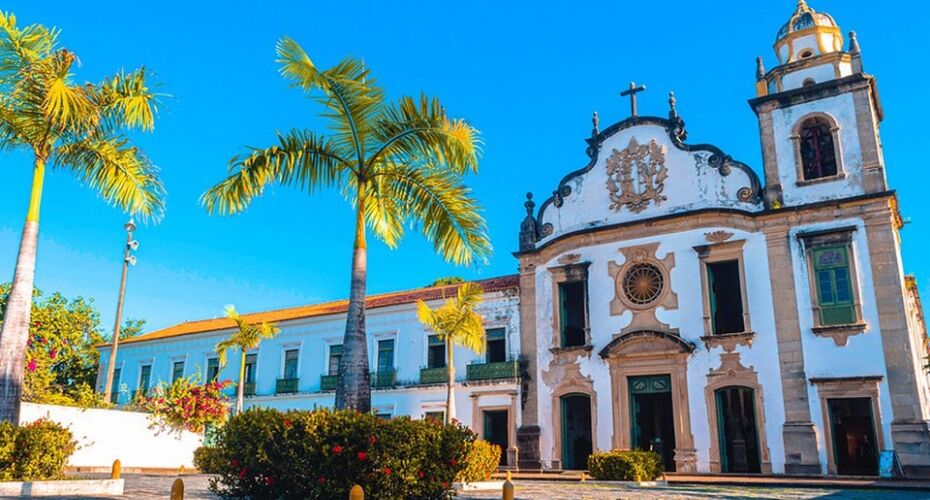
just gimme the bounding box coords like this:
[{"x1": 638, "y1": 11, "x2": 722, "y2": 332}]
[{"x1": 19, "y1": 402, "x2": 202, "y2": 469}]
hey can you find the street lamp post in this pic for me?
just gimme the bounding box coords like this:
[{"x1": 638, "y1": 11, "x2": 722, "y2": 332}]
[{"x1": 102, "y1": 219, "x2": 138, "y2": 404}]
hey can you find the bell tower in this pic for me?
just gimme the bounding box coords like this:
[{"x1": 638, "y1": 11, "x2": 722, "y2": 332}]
[{"x1": 750, "y1": 0, "x2": 886, "y2": 209}]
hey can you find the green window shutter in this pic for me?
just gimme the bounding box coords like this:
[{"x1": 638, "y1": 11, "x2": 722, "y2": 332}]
[
  {"x1": 707, "y1": 263, "x2": 718, "y2": 334},
  {"x1": 558, "y1": 283, "x2": 568, "y2": 346},
  {"x1": 813, "y1": 246, "x2": 855, "y2": 325}
]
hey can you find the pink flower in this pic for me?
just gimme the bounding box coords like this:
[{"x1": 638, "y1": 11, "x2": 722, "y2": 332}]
[
  {"x1": 332, "y1": 445, "x2": 344, "y2": 454},
  {"x1": 27, "y1": 359, "x2": 37, "y2": 372},
  {"x1": 356, "y1": 451, "x2": 367, "y2": 461},
  {"x1": 317, "y1": 477, "x2": 327, "y2": 484},
  {"x1": 383, "y1": 467, "x2": 391, "y2": 475},
  {"x1": 417, "y1": 470, "x2": 425, "y2": 479},
  {"x1": 49, "y1": 348, "x2": 57, "y2": 359},
  {"x1": 369, "y1": 435, "x2": 377, "y2": 445}
]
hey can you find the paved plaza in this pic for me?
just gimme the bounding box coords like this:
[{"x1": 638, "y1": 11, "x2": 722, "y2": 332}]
[{"x1": 10, "y1": 474, "x2": 928, "y2": 500}]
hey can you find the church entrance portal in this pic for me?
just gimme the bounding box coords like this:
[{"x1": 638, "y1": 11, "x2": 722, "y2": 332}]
[
  {"x1": 560, "y1": 394, "x2": 593, "y2": 470},
  {"x1": 828, "y1": 397, "x2": 878, "y2": 475},
  {"x1": 483, "y1": 410, "x2": 509, "y2": 466},
  {"x1": 629, "y1": 375, "x2": 676, "y2": 471},
  {"x1": 715, "y1": 386, "x2": 761, "y2": 473}
]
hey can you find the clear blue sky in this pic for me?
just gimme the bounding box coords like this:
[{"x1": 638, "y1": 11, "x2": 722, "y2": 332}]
[{"x1": 2, "y1": 1, "x2": 928, "y2": 334}]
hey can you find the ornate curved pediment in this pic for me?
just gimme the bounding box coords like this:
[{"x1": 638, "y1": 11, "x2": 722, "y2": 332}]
[{"x1": 599, "y1": 329, "x2": 695, "y2": 359}]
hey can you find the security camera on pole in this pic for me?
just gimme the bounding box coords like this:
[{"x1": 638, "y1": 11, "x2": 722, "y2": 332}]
[{"x1": 102, "y1": 219, "x2": 139, "y2": 404}]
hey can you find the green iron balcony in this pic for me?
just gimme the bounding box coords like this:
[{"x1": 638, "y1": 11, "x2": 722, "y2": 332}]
[
  {"x1": 275, "y1": 378, "x2": 299, "y2": 394},
  {"x1": 371, "y1": 369, "x2": 396, "y2": 388},
  {"x1": 419, "y1": 367, "x2": 448, "y2": 385},
  {"x1": 320, "y1": 374, "x2": 339, "y2": 391},
  {"x1": 466, "y1": 360, "x2": 520, "y2": 382},
  {"x1": 243, "y1": 382, "x2": 256, "y2": 396}
]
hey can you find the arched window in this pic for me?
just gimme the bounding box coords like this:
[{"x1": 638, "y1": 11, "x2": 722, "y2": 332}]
[{"x1": 798, "y1": 117, "x2": 838, "y2": 180}]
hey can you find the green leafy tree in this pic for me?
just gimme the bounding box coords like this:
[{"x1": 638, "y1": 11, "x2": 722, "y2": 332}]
[
  {"x1": 202, "y1": 39, "x2": 491, "y2": 412},
  {"x1": 215, "y1": 305, "x2": 280, "y2": 414},
  {"x1": 0, "y1": 12, "x2": 165, "y2": 422},
  {"x1": 0, "y1": 284, "x2": 136, "y2": 407},
  {"x1": 416, "y1": 282, "x2": 485, "y2": 423}
]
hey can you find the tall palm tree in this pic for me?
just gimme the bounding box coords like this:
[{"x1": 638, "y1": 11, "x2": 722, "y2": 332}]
[
  {"x1": 215, "y1": 305, "x2": 280, "y2": 414},
  {"x1": 0, "y1": 12, "x2": 165, "y2": 423},
  {"x1": 202, "y1": 39, "x2": 491, "y2": 413},
  {"x1": 416, "y1": 282, "x2": 485, "y2": 424}
]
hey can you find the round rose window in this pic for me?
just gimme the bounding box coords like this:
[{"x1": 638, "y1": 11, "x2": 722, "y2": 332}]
[{"x1": 622, "y1": 263, "x2": 665, "y2": 305}]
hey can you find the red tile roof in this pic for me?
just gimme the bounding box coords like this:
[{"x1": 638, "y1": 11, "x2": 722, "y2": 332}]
[{"x1": 104, "y1": 275, "x2": 520, "y2": 347}]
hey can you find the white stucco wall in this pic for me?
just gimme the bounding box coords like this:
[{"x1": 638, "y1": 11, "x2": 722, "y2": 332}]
[
  {"x1": 536, "y1": 124, "x2": 760, "y2": 247},
  {"x1": 769, "y1": 93, "x2": 865, "y2": 207},
  {"x1": 532, "y1": 227, "x2": 787, "y2": 472},
  {"x1": 19, "y1": 402, "x2": 203, "y2": 468}
]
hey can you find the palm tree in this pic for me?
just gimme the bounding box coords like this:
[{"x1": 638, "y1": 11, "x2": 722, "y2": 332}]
[
  {"x1": 416, "y1": 282, "x2": 485, "y2": 424},
  {"x1": 202, "y1": 39, "x2": 491, "y2": 413},
  {"x1": 215, "y1": 305, "x2": 280, "y2": 414},
  {"x1": 0, "y1": 12, "x2": 164, "y2": 423}
]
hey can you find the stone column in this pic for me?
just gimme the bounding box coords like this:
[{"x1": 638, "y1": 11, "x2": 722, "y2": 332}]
[
  {"x1": 516, "y1": 258, "x2": 542, "y2": 470},
  {"x1": 852, "y1": 85, "x2": 888, "y2": 194},
  {"x1": 864, "y1": 204, "x2": 930, "y2": 477},
  {"x1": 763, "y1": 223, "x2": 822, "y2": 474}
]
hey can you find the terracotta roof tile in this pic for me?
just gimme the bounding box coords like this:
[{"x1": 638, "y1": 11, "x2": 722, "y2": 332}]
[{"x1": 104, "y1": 275, "x2": 519, "y2": 347}]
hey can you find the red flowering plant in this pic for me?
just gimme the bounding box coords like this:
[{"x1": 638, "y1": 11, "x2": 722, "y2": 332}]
[
  {"x1": 208, "y1": 408, "x2": 474, "y2": 499},
  {"x1": 143, "y1": 375, "x2": 232, "y2": 434}
]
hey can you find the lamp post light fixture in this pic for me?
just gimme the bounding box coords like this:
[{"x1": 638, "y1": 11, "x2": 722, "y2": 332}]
[{"x1": 102, "y1": 219, "x2": 139, "y2": 404}]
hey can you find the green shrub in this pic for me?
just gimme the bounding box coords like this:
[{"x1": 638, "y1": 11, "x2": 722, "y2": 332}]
[
  {"x1": 587, "y1": 450, "x2": 663, "y2": 481},
  {"x1": 0, "y1": 419, "x2": 76, "y2": 481},
  {"x1": 193, "y1": 446, "x2": 226, "y2": 474},
  {"x1": 456, "y1": 440, "x2": 501, "y2": 483},
  {"x1": 208, "y1": 408, "x2": 474, "y2": 499}
]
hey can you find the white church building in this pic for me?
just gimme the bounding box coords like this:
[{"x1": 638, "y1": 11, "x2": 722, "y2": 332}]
[{"x1": 97, "y1": 1, "x2": 930, "y2": 477}]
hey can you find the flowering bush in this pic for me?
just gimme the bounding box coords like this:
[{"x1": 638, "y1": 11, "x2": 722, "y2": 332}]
[
  {"x1": 208, "y1": 408, "x2": 474, "y2": 499},
  {"x1": 456, "y1": 439, "x2": 501, "y2": 483},
  {"x1": 0, "y1": 418, "x2": 77, "y2": 481},
  {"x1": 143, "y1": 376, "x2": 232, "y2": 433}
]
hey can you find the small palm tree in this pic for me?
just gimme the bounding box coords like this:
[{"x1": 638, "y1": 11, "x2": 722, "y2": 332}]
[
  {"x1": 0, "y1": 12, "x2": 164, "y2": 423},
  {"x1": 215, "y1": 305, "x2": 280, "y2": 414},
  {"x1": 416, "y1": 282, "x2": 485, "y2": 424},
  {"x1": 202, "y1": 39, "x2": 491, "y2": 413}
]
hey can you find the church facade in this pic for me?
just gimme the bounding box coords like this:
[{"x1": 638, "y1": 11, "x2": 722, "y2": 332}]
[{"x1": 97, "y1": 1, "x2": 930, "y2": 477}]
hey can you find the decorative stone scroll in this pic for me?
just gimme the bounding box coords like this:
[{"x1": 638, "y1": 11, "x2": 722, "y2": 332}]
[{"x1": 606, "y1": 137, "x2": 669, "y2": 214}]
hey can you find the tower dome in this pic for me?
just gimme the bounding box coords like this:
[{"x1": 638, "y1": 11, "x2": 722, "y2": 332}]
[{"x1": 774, "y1": 0, "x2": 843, "y2": 65}]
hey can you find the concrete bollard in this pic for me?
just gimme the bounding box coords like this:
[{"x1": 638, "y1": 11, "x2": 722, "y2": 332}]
[
  {"x1": 110, "y1": 459, "x2": 121, "y2": 480},
  {"x1": 349, "y1": 484, "x2": 364, "y2": 500},
  {"x1": 580, "y1": 471, "x2": 586, "y2": 482},
  {"x1": 170, "y1": 478, "x2": 184, "y2": 500},
  {"x1": 502, "y1": 470, "x2": 514, "y2": 500}
]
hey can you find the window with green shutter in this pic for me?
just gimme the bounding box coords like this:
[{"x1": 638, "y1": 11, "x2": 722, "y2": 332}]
[
  {"x1": 813, "y1": 246, "x2": 856, "y2": 325},
  {"x1": 427, "y1": 335, "x2": 445, "y2": 369}
]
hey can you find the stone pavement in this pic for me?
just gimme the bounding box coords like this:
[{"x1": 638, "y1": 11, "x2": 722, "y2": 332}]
[{"x1": 10, "y1": 474, "x2": 929, "y2": 499}]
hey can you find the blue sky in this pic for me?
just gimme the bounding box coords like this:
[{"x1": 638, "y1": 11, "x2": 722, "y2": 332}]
[{"x1": 2, "y1": 1, "x2": 928, "y2": 333}]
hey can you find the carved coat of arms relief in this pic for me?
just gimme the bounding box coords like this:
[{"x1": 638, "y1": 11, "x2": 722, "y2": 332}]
[{"x1": 605, "y1": 137, "x2": 668, "y2": 213}]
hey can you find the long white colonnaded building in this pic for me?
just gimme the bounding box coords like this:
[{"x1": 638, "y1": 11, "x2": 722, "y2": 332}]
[{"x1": 98, "y1": 1, "x2": 930, "y2": 477}]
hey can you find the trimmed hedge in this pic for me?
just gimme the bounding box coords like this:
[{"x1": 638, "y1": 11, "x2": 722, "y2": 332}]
[
  {"x1": 0, "y1": 419, "x2": 76, "y2": 481},
  {"x1": 207, "y1": 408, "x2": 475, "y2": 499},
  {"x1": 193, "y1": 446, "x2": 226, "y2": 474},
  {"x1": 587, "y1": 450, "x2": 663, "y2": 481},
  {"x1": 456, "y1": 440, "x2": 501, "y2": 483}
]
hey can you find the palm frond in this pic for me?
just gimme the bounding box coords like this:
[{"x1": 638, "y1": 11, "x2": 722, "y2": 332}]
[
  {"x1": 94, "y1": 67, "x2": 159, "y2": 132},
  {"x1": 370, "y1": 94, "x2": 480, "y2": 175},
  {"x1": 276, "y1": 38, "x2": 384, "y2": 164},
  {"x1": 41, "y1": 50, "x2": 98, "y2": 133},
  {"x1": 53, "y1": 134, "x2": 165, "y2": 221},
  {"x1": 374, "y1": 161, "x2": 491, "y2": 266},
  {"x1": 415, "y1": 282, "x2": 486, "y2": 353},
  {"x1": 202, "y1": 129, "x2": 352, "y2": 215},
  {"x1": 0, "y1": 11, "x2": 57, "y2": 83}
]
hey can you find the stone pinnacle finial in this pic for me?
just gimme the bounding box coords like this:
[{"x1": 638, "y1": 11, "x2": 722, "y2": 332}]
[
  {"x1": 797, "y1": 0, "x2": 809, "y2": 10},
  {"x1": 756, "y1": 57, "x2": 766, "y2": 80},
  {"x1": 591, "y1": 111, "x2": 599, "y2": 137},
  {"x1": 668, "y1": 92, "x2": 678, "y2": 119},
  {"x1": 524, "y1": 192, "x2": 535, "y2": 216},
  {"x1": 849, "y1": 31, "x2": 861, "y2": 54}
]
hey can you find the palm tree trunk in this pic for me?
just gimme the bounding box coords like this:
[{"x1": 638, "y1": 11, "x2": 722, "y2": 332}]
[
  {"x1": 237, "y1": 348, "x2": 246, "y2": 414},
  {"x1": 445, "y1": 336, "x2": 456, "y2": 424},
  {"x1": 0, "y1": 157, "x2": 46, "y2": 423},
  {"x1": 335, "y1": 182, "x2": 371, "y2": 412}
]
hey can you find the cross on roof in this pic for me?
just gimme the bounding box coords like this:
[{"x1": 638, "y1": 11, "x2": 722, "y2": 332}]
[{"x1": 620, "y1": 81, "x2": 646, "y2": 117}]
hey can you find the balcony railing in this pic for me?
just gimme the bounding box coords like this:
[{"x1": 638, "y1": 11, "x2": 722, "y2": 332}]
[
  {"x1": 320, "y1": 374, "x2": 339, "y2": 391},
  {"x1": 371, "y1": 370, "x2": 396, "y2": 388},
  {"x1": 243, "y1": 382, "x2": 256, "y2": 396},
  {"x1": 276, "y1": 378, "x2": 299, "y2": 394},
  {"x1": 466, "y1": 360, "x2": 520, "y2": 382},
  {"x1": 419, "y1": 367, "x2": 448, "y2": 385}
]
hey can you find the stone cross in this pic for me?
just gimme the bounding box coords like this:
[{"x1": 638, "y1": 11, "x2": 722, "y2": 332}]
[{"x1": 621, "y1": 81, "x2": 647, "y2": 117}]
